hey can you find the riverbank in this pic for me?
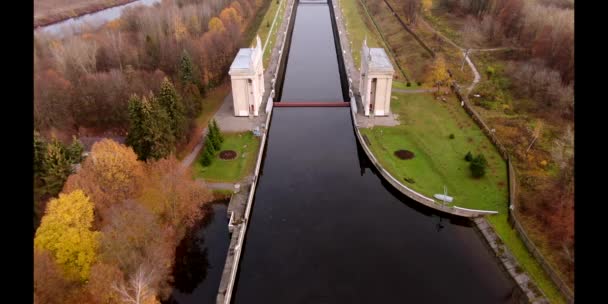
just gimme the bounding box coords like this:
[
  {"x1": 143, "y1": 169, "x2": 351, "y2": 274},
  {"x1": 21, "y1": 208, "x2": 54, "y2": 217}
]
[{"x1": 34, "y1": 0, "x2": 136, "y2": 28}]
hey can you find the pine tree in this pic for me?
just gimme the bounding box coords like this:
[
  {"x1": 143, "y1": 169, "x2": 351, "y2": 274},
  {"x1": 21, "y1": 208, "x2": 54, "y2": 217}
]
[
  {"x1": 126, "y1": 94, "x2": 149, "y2": 160},
  {"x1": 212, "y1": 119, "x2": 224, "y2": 143},
  {"x1": 126, "y1": 94, "x2": 176, "y2": 161},
  {"x1": 147, "y1": 94, "x2": 176, "y2": 160},
  {"x1": 207, "y1": 121, "x2": 220, "y2": 151},
  {"x1": 66, "y1": 136, "x2": 84, "y2": 164},
  {"x1": 179, "y1": 50, "x2": 195, "y2": 86},
  {"x1": 34, "y1": 131, "x2": 47, "y2": 175},
  {"x1": 41, "y1": 138, "x2": 73, "y2": 196},
  {"x1": 158, "y1": 78, "x2": 187, "y2": 142},
  {"x1": 200, "y1": 145, "x2": 213, "y2": 166}
]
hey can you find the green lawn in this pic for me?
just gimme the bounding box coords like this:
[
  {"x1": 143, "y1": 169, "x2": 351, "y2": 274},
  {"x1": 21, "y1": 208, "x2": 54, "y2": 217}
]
[
  {"x1": 360, "y1": 92, "x2": 565, "y2": 303},
  {"x1": 361, "y1": 92, "x2": 507, "y2": 211},
  {"x1": 193, "y1": 132, "x2": 261, "y2": 183},
  {"x1": 392, "y1": 80, "x2": 420, "y2": 90}
]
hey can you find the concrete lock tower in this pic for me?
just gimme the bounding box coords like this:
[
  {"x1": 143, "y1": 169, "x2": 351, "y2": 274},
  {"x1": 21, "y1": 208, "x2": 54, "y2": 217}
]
[
  {"x1": 359, "y1": 39, "x2": 394, "y2": 116},
  {"x1": 229, "y1": 35, "x2": 265, "y2": 117}
]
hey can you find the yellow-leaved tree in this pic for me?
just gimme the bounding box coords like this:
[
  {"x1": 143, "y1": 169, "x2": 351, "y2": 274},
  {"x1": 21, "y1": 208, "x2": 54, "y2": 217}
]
[
  {"x1": 208, "y1": 17, "x2": 225, "y2": 33},
  {"x1": 422, "y1": 0, "x2": 433, "y2": 14},
  {"x1": 34, "y1": 190, "x2": 100, "y2": 281},
  {"x1": 426, "y1": 54, "x2": 450, "y2": 94}
]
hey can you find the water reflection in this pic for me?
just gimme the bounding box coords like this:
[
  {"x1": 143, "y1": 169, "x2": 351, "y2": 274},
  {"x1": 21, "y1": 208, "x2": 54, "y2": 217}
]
[{"x1": 164, "y1": 202, "x2": 230, "y2": 304}]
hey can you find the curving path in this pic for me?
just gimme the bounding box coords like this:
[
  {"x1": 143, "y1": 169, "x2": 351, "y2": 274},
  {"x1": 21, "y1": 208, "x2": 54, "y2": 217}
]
[{"x1": 417, "y1": 17, "x2": 524, "y2": 93}]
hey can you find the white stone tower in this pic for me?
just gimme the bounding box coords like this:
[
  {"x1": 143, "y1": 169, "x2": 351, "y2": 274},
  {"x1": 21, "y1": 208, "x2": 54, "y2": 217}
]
[
  {"x1": 359, "y1": 39, "x2": 394, "y2": 116},
  {"x1": 229, "y1": 35, "x2": 265, "y2": 117}
]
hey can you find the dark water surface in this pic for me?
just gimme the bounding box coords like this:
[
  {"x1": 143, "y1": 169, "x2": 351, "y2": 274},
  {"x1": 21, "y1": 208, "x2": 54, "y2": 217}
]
[
  {"x1": 233, "y1": 1, "x2": 515, "y2": 303},
  {"x1": 164, "y1": 203, "x2": 230, "y2": 304},
  {"x1": 280, "y1": 3, "x2": 343, "y2": 102}
]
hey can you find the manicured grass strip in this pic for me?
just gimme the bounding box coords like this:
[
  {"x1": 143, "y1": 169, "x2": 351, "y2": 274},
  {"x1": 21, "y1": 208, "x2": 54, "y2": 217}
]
[
  {"x1": 193, "y1": 132, "x2": 261, "y2": 183},
  {"x1": 488, "y1": 214, "x2": 566, "y2": 304}
]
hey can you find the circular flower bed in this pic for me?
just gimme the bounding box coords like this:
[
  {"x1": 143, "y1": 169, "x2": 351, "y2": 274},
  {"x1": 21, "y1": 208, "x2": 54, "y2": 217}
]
[
  {"x1": 219, "y1": 150, "x2": 237, "y2": 160},
  {"x1": 394, "y1": 150, "x2": 415, "y2": 160}
]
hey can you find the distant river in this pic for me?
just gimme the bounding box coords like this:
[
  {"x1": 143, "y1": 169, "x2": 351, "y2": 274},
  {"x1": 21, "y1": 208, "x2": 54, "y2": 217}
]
[{"x1": 35, "y1": 0, "x2": 160, "y2": 37}]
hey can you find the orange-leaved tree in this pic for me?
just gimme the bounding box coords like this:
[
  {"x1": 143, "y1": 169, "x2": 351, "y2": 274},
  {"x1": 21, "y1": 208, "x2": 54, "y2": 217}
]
[{"x1": 63, "y1": 139, "x2": 144, "y2": 223}]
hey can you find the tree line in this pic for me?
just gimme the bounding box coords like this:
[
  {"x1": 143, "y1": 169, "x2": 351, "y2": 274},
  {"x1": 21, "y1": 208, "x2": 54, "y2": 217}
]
[{"x1": 34, "y1": 0, "x2": 267, "y2": 138}]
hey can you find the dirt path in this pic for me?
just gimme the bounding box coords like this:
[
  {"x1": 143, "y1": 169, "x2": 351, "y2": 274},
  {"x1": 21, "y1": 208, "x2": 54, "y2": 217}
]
[{"x1": 393, "y1": 88, "x2": 437, "y2": 94}]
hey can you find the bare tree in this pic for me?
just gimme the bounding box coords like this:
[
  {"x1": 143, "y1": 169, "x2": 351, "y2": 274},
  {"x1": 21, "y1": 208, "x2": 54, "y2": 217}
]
[{"x1": 112, "y1": 264, "x2": 159, "y2": 304}]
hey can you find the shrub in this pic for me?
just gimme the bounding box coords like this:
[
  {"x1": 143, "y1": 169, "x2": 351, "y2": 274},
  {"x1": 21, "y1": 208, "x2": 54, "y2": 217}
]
[
  {"x1": 417, "y1": 81, "x2": 422, "y2": 86},
  {"x1": 449, "y1": 133, "x2": 455, "y2": 139},
  {"x1": 406, "y1": 82, "x2": 411, "y2": 87},
  {"x1": 486, "y1": 66, "x2": 495, "y2": 80},
  {"x1": 470, "y1": 153, "x2": 487, "y2": 178},
  {"x1": 465, "y1": 151, "x2": 473, "y2": 161}
]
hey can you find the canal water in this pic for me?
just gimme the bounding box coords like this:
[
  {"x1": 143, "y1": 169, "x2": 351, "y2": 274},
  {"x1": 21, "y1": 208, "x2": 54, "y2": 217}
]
[
  {"x1": 232, "y1": 0, "x2": 517, "y2": 303},
  {"x1": 164, "y1": 202, "x2": 231, "y2": 304},
  {"x1": 36, "y1": 0, "x2": 160, "y2": 36}
]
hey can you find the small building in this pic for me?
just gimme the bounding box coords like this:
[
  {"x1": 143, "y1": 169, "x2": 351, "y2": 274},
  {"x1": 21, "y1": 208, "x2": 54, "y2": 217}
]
[
  {"x1": 359, "y1": 39, "x2": 394, "y2": 116},
  {"x1": 229, "y1": 35, "x2": 265, "y2": 117}
]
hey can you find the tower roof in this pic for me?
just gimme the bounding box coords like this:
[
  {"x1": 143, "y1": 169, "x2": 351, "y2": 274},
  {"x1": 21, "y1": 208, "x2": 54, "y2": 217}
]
[
  {"x1": 367, "y1": 48, "x2": 394, "y2": 73},
  {"x1": 229, "y1": 35, "x2": 263, "y2": 76}
]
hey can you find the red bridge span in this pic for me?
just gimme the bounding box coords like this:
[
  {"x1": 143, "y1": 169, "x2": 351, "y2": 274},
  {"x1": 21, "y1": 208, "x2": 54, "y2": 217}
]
[{"x1": 273, "y1": 101, "x2": 349, "y2": 107}]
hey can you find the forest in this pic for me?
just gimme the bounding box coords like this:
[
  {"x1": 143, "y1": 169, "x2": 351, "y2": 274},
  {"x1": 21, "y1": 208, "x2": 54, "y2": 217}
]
[{"x1": 34, "y1": 0, "x2": 271, "y2": 303}]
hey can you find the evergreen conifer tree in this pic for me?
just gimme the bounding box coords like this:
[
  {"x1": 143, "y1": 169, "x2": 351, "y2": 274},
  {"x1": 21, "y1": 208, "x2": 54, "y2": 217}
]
[{"x1": 158, "y1": 78, "x2": 187, "y2": 142}]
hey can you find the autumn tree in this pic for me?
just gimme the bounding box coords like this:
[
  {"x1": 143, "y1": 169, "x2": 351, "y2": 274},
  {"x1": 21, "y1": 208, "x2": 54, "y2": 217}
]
[
  {"x1": 34, "y1": 249, "x2": 71, "y2": 304},
  {"x1": 138, "y1": 157, "x2": 212, "y2": 235},
  {"x1": 85, "y1": 262, "x2": 124, "y2": 304},
  {"x1": 421, "y1": 0, "x2": 433, "y2": 14},
  {"x1": 63, "y1": 139, "x2": 144, "y2": 222},
  {"x1": 113, "y1": 264, "x2": 161, "y2": 304},
  {"x1": 34, "y1": 190, "x2": 100, "y2": 281},
  {"x1": 426, "y1": 55, "x2": 450, "y2": 94},
  {"x1": 158, "y1": 78, "x2": 188, "y2": 142},
  {"x1": 99, "y1": 200, "x2": 172, "y2": 278}
]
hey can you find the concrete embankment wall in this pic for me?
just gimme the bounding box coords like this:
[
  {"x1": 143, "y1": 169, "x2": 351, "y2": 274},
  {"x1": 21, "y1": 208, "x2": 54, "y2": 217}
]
[
  {"x1": 273, "y1": 0, "x2": 300, "y2": 102},
  {"x1": 216, "y1": 0, "x2": 296, "y2": 303}
]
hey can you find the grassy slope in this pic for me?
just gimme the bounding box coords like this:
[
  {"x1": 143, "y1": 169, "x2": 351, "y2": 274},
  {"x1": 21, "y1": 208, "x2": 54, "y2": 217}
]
[
  {"x1": 360, "y1": 92, "x2": 507, "y2": 211},
  {"x1": 254, "y1": 0, "x2": 287, "y2": 66},
  {"x1": 193, "y1": 132, "x2": 261, "y2": 183}
]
